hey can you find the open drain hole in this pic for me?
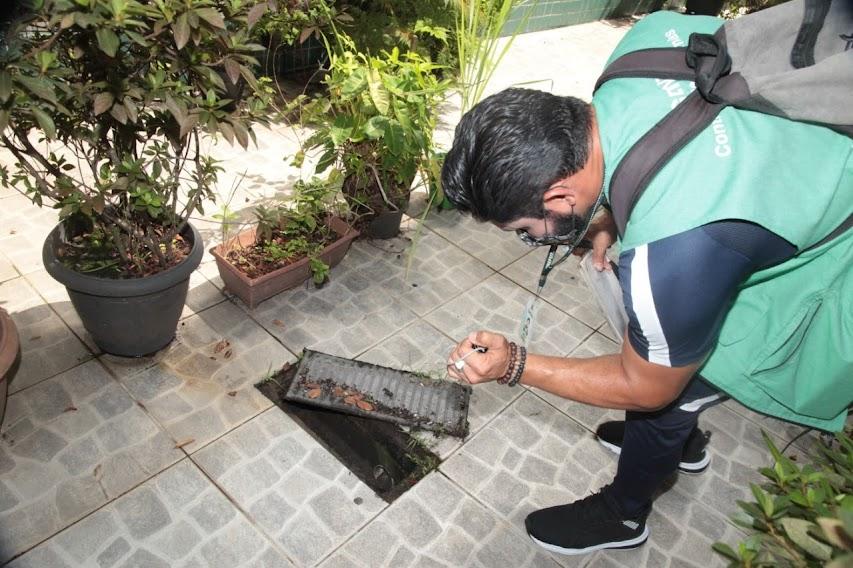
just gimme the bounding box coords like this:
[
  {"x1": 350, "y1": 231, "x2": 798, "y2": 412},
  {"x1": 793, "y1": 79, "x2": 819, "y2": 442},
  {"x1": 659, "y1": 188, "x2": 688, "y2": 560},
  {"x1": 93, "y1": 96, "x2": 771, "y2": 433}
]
[{"x1": 256, "y1": 365, "x2": 442, "y2": 503}]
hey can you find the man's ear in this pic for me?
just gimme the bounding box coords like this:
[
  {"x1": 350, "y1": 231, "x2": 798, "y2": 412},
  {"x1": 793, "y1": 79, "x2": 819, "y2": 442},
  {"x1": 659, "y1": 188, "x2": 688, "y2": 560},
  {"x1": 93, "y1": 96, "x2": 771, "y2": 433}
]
[{"x1": 542, "y1": 178, "x2": 575, "y2": 216}]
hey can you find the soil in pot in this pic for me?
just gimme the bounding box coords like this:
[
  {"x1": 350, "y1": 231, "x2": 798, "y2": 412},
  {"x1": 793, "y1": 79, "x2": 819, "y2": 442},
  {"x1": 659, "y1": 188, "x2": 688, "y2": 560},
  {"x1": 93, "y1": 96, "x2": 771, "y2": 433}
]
[
  {"x1": 223, "y1": 227, "x2": 336, "y2": 280},
  {"x1": 43, "y1": 223, "x2": 204, "y2": 357}
]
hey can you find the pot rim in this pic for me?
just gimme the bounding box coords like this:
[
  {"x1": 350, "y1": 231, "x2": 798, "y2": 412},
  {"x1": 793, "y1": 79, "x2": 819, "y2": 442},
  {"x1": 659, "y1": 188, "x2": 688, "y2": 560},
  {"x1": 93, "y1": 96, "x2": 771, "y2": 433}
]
[
  {"x1": 0, "y1": 308, "x2": 20, "y2": 382},
  {"x1": 42, "y1": 221, "x2": 204, "y2": 298}
]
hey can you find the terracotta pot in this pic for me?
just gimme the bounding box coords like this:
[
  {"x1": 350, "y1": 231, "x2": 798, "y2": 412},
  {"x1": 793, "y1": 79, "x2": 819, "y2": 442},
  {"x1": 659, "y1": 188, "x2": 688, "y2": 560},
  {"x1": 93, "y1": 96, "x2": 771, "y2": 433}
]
[
  {"x1": 0, "y1": 307, "x2": 21, "y2": 427},
  {"x1": 43, "y1": 222, "x2": 204, "y2": 357},
  {"x1": 210, "y1": 216, "x2": 359, "y2": 309}
]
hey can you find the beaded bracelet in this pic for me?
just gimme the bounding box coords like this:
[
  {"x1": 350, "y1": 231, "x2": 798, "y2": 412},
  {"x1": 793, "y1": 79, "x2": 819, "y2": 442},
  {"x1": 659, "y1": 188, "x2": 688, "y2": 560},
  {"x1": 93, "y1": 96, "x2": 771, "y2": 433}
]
[
  {"x1": 498, "y1": 342, "x2": 517, "y2": 385},
  {"x1": 507, "y1": 346, "x2": 527, "y2": 387}
]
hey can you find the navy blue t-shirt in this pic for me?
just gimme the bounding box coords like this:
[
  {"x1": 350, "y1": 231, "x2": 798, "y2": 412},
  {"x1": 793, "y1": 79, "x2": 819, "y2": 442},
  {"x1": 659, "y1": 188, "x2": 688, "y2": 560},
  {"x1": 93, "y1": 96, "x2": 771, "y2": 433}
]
[{"x1": 618, "y1": 221, "x2": 797, "y2": 367}]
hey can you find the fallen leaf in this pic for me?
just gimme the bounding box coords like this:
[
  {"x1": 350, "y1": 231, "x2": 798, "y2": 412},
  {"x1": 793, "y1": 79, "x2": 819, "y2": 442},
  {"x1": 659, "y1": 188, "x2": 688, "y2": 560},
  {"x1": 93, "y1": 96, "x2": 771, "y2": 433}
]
[
  {"x1": 356, "y1": 400, "x2": 375, "y2": 412},
  {"x1": 93, "y1": 464, "x2": 102, "y2": 479},
  {"x1": 136, "y1": 401, "x2": 146, "y2": 410},
  {"x1": 213, "y1": 339, "x2": 229, "y2": 354},
  {"x1": 303, "y1": 382, "x2": 321, "y2": 389},
  {"x1": 272, "y1": 319, "x2": 284, "y2": 327},
  {"x1": 30, "y1": 335, "x2": 41, "y2": 341},
  {"x1": 9, "y1": 229, "x2": 16, "y2": 235},
  {"x1": 333, "y1": 386, "x2": 345, "y2": 397},
  {"x1": 209, "y1": 356, "x2": 216, "y2": 360},
  {"x1": 306, "y1": 388, "x2": 322, "y2": 399},
  {"x1": 223, "y1": 349, "x2": 233, "y2": 359},
  {"x1": 174, "y1": 438, "x2": 195, "y2": 449},
  {"x1": 343, "y1": 395, "x2": 357, "y2": 405},
  {"x1": 227, "y1": 390, "x2": 237, "y2": 397},
  {"x1": 64, "y1": 406, "x2": 77, "y2": 413}
]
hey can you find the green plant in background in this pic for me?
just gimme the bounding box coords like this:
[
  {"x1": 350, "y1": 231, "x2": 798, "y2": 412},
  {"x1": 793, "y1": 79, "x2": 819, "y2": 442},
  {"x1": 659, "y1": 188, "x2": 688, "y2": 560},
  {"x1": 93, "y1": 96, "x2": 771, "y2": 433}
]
[
  {"x1": 720, "y1": 0, "x2": 788, "y2": 18},
  {"x1": 225, "y1": 177, "x2": 340, "y2": 284},
  {"x1": 0, "y1": 0, "x2": 272, "y2": 278},
  {"x1": 713, "y1": 430, "x2": 853, "y2": 567},
  {"x1": 301, "y1": 32, "x2": 449, "y2": 227}
]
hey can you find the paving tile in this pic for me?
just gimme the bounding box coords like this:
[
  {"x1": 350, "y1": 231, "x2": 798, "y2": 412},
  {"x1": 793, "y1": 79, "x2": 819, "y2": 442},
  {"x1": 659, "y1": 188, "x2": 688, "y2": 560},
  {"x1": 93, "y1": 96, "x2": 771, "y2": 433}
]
[
  {"x1": 357, "y1": 320, "x2": 523, "y2": 458},
  {"x1": 23, "y1": 270, "x2": 99, "y2": 353},
  {"x1": 502, "y1": 248, "x2": 606, "y2": 330},
  {"x1": 0, "y1": 251, "x2": 18, "y2": 283},
  {"x1": 109, "y1": 302, "x2": 293, "y2": 453},
  {"x1": 426, "y1": 273, "x2": 596, "y2": 358},
  {"x1": 6, "y1": 459, "x2": 293, "y2": 568},
  {"x1": 248, "y1": 242, "x2": 420, "y2": 358},
  {"x1": 422, "y1": 209, "x2": 533, "y2": 271},
  {"x1": 0, "y1": 361, "x2": 182, "y2": 563},
  {"x1": 0, "y1": 194, "x2": 56, "y2": 275},
  {"x1": 0, "y1": 277, "x2": 93, "y2": 394},
  {"x1": 181, "y1": 269, "x2": 228, "y2": 320},
  {"x1": 321, "y1": 471, "x2": 568, "y2": 568},
  {"x1": 193, "y1": 409, "x2": 385, "y2": 567}
]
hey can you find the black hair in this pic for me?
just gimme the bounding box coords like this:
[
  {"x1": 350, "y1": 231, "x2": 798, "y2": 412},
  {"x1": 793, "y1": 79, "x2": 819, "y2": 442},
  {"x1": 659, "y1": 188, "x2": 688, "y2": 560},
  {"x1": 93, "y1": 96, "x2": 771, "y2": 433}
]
[{"x1": 441, "y1": 88, "x2": 592, "y2": 224}]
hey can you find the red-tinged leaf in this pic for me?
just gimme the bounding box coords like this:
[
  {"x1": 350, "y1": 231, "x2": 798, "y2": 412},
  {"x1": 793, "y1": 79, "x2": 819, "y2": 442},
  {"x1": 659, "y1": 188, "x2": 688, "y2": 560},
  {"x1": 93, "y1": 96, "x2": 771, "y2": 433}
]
[
  {"x1": 213, "y1": 339, "x2": 229, "y2": 353},
  {"x1": 271, "y1": 319, "x2": 284, "y2": 327},
  {"x1": 174, "y1": 438, "x2": 194, "y2": 449},
  {"x1": 173, "y1": 13, "x2": 190, "y2": 50},
  {"x1": 227, "y1": 390, "x2": 237, "y2": 397},
  {"x1": 223, "y1": 349, "x2": 233, "y2": 359},
  {"x1": 179, "y1": 113, "x2": 198, "y2": 139},
  {"x1": 196, "y1": 7, "x2": 225, "y2": 29},
  {"x1": 333, "y1": 386, "x2": 345, "y2": 397},
  {"x1": 64, "y1": 406, "x2": 77, "y2": 413},
  {"x1": 307, "y1": 388, "x2": 323, "y2": 399},
  {"x1": 343, "y1": 395, "x2": 357, "y2": 405},
  {"x1": 299, "y1": 27, "x2": 315, "y2": 45},
  {"x1": 110, "y1": 104, "x2": 128, "y2": 125},
  {"x1": 218, "y1": 121, "x2": 235, "y2": 145},
  {"x1": 123, "y1": 97, "x2": 138, "y2": 123},
  {"x1": 223, "y1": 58, "x2": 241, "y2": 87},
  {"x1": 93, "y1": 92, "x2": 114, "y2": 115},
  {"x1": 247, "y1": 3, "x2": 268, "y2": 29},
  {"x1": 230, "y1": 120, "x2": 249, "y2": 149},
  {"x1": 92, "y1": 195, "x2": 105, "y2": 214},
  {"x1": 356, "y1": 400, "x2": 375, "y2": 412},
  {"x1": 164, "y1": 95, "x2": 185, "y2": 124}
]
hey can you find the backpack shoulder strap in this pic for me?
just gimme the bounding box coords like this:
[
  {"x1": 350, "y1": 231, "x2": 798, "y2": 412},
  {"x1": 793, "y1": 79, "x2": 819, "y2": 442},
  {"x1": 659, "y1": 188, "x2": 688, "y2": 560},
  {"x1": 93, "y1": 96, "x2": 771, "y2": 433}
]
[
  {"x1": 606, "y1": 91, "x2": 725, "y2": 237},
  {"x1": 593, "y1": 47, "x2": 693, "y2": 92}
]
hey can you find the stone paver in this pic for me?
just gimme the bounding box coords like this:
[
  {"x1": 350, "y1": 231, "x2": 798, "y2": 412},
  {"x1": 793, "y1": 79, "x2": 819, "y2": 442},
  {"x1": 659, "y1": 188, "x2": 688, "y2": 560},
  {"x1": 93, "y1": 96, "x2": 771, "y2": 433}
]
[
  {"x1": 7, "y1": 459, "x2": 293, "y2": 568},
  {"x1": 0, "y1": 277, "x2": 92, "y2": 394},
  {"x1": 0, "y1": 361, "x2": 183, "y2": 563},
  {"x1": 0, "y1": 194, "x2": 57, "y2": 276},
  {"x1": 104, "y1": 301, "x2": 294, "y2": 454},
  {"x1": 426, "y1": 273, "x2": 597, "y2": 358},
  {"x1": 320, "y1": 470, "x2": 567, "y2": 568},
  {"x1": 193, "y1": 408, "x2": 385, "y2": 567}
]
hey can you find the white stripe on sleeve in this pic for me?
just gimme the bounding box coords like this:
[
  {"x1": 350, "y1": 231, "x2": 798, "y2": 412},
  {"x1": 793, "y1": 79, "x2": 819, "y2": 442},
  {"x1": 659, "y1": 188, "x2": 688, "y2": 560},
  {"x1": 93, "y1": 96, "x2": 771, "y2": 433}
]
[{"x1": 630, "y1": 244, "x2": 671, "y2": 366}]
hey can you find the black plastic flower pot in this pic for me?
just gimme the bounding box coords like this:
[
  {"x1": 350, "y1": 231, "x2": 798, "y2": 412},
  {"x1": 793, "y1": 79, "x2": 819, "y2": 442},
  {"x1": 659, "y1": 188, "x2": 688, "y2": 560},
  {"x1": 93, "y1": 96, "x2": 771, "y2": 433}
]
[
  {"x1": 42, "y1": 223, "x2": 204, "y2": 357},
  {"x1": 366, "y1": 210, "x2": 405, "y2": 239}
]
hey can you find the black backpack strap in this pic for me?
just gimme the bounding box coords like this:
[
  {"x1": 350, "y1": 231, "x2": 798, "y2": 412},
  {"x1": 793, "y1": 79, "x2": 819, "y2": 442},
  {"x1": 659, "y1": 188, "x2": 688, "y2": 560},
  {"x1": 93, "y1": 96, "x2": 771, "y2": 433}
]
[
  {"x1": 593, "y1": 48, "x2": 694, "y2": 93},
  {"x1": 608, "y1": 91, "x2": 726, "y2": 237}
]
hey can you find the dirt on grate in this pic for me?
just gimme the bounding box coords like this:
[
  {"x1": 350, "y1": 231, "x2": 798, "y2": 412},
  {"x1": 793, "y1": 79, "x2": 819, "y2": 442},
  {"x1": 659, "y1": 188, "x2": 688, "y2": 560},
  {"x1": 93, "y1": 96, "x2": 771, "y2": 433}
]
[{"x1": 256, "y1": 364, "x2": 442, "y2": 503}]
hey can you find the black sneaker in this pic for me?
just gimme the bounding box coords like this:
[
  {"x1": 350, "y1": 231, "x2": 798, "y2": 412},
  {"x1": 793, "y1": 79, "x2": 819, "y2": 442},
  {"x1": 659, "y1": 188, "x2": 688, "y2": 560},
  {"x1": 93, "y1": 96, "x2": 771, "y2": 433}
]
[
  {"x1": 596, "y1": 421, "x2": 711, "y2": 474},
  {"x1": 525, "y1": 486, "x2": 649, "y2": 555}
]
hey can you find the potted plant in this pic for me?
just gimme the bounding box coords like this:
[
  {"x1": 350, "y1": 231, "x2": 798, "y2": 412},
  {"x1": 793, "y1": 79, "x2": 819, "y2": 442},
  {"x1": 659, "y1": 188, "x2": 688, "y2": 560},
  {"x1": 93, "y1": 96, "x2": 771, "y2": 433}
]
[
  {"x1": 0, "y1": 307, "x2": 20, "y2": 427},
  {"x1": 301, "y1": 34, "x2": 448, "y2": 238},
  {"x1": 211, "y1": 177, "x2": 359, "y2": 309},
  {"x1": 0, "y1": 0, "x2": 272, "y2": 357}
]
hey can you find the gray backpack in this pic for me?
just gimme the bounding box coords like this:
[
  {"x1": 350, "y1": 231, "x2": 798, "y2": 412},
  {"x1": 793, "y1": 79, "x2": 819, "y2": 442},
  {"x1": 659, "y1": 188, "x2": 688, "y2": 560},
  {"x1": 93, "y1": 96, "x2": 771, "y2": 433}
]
[{"x1": 594, "y1": 0, "x2": 853, "y2": 242}]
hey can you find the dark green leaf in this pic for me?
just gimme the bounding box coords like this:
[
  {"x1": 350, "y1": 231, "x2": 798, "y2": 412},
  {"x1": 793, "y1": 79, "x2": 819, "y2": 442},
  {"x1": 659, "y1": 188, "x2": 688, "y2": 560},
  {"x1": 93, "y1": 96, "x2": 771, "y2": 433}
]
[
  {"x1": 18, "y1": 76, "x2": 57, "y2": 104},
  {"x1": 110, "y1": 104, "x2": 128, "y2": 125},
  {"x1": 780, "y1": 518, "x2": 833, "y2": 560},
  {"x1": 711, "y1": 543, "x2": 740, "y2": 562},
  {"x1": 96, "y1": 28, "x2": 120, "y2": 57},
  {"x1": 0, "y1": 110, "x2": 9, "y2": 132},
  {"x1": 31, "y1": 107, "x2": 56, "y2": 139},
  {"x1": 364, "y1": 116, "x2": 389, "y2": 139},
  {"x1": 230, "y1": 120, "x2": 249, "y2": 148},
  {"x1": 384, "y1": 120, "x2": 404, "y2": 156},
  {"x1": 0, "y1": 71, "x2": 12, "y2": 102}
]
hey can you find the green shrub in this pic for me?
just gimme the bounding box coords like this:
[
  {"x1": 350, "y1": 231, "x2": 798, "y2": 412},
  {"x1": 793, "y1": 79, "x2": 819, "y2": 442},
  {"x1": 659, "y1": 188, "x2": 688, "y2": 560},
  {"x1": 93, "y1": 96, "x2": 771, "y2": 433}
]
[{"x1": 713, "y1": 430, "x2": 853, "y2": 567}]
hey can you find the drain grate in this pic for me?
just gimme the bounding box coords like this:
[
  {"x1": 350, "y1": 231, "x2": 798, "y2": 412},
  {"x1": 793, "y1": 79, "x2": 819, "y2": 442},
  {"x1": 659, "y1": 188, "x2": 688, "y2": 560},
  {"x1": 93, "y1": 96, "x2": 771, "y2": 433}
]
[
  {"x1": 283, "y1": 350, "x2": 471, "y2": 438},
  {"x1": 257, "y1": 364, "x2": 441, "y2": 503}
]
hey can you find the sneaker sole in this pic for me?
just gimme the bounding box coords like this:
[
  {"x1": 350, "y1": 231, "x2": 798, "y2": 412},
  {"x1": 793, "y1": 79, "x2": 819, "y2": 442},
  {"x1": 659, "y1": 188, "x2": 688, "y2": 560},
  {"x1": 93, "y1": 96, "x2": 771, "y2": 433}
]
[
  {"x1": 528, "y1": 526, "x2": 650, "y2": 555},
  {"x1": 597, "y1": 439, "x2": 710, "y2": 475}
]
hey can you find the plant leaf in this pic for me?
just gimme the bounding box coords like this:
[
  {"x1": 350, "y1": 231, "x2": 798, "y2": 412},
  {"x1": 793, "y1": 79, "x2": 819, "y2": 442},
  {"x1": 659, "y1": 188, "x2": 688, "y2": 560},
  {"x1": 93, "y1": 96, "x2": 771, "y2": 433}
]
[
  {"x1": 780, "y1": 518, "x2": 833, "y2": 560},
  {"x1": 195, "y1": 7, "x2": 225, "y2": 29},
  {"x1": 367, "y1": 68, "x2": 389, "y2": 116},
  {"x1": 110, "y1": 104, "x2": 128, "y2": 124},
  {"x1": 0, "y1": 71, "x2": 11, "y2": 102},
  {"x1": 816, "y1": 517, "x2": 852, "y2": 550},
  {"x1": 93, "y1": 92, "x2": 114, "y2": 115},
  {"x1": 18, "y1": 76, "x2": 57, "y2": 103},
  {"x1": 711, "y1": 542, "x2": 740, "y2": 562},
  {"x1": 247, "y1": 2, "x2": 268, "y2": 29},
  {"x1": 30, "y1": 107, "x2": 56, "y2": 139},
  {"x1": 230, "y1": 120, "x2": 249, "y2": 148},
  {"x1": 173, "y1": 13, "x2": 190, "y2": 50},
  {"x1": 384, "y1": 120, "x2": 404, "y2": 156},
  {"x1": 364, "y1": 115, "x2": 388, "y2": 139},
  {"x1": 95, "y1": 28, "x2": 120, "y2": 57},
  {"x1": 223, "y1": 58, "x2": 241, "y2": 87}
]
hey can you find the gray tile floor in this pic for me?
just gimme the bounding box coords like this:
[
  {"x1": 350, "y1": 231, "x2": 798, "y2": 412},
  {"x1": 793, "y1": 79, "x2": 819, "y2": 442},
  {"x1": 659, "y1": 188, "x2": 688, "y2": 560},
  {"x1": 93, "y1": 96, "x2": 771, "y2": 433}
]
[{"x1": 0, "y1": 17, "x2": 825, "y2": 568}]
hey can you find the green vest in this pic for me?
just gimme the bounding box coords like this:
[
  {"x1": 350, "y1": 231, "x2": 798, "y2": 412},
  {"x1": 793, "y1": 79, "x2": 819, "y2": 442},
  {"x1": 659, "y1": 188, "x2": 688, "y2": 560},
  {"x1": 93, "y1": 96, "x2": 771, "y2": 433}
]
[{"x1": 592, "y1": 12, "x2": 853, "y2": 431}]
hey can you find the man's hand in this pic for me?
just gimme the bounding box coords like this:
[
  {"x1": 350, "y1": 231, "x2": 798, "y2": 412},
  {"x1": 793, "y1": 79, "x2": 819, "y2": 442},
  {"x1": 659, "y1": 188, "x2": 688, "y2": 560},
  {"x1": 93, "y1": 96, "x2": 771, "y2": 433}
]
[
  {"x1": 575, "y1": 207, "x2": 617, "y2": 271},
  {"x1": 446, "y1": 330, "x2": 511, "y2": 384}
]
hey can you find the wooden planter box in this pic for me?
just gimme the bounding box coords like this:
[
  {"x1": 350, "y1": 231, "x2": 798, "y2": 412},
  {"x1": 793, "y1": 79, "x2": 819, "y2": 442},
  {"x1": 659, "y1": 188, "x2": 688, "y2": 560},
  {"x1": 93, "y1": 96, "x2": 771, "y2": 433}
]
[{"x1": 210, "y1": 217, "x2": 358, "y2": 309}]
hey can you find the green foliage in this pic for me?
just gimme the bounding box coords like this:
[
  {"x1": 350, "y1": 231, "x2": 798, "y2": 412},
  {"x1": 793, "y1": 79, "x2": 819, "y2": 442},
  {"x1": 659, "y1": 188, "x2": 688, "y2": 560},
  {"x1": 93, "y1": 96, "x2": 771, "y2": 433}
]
[
  {"x1": 252, "y1": 0, "x2": 346, "y2": 46},
  {"x1": 249, "y1": 177, "x2": 340, "y2": 284},
  {"x1": 721, "y1": 0, "x2": 788, "y2": 18},
  {"x1": 0, "y1": 0, "x2": 272, "y2": 278},
  {"x1": 713, "y1": 430, "x2": 853, "y2": 567},
  {"x1": 301, "y1": 34, "x2": 449, "y2": 221}
]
